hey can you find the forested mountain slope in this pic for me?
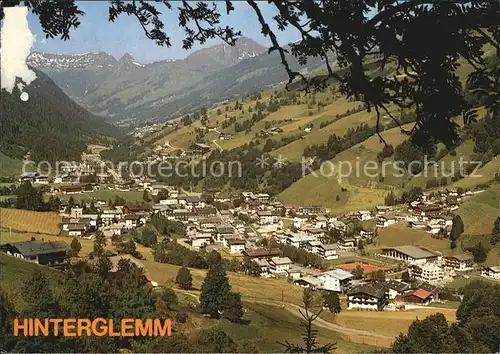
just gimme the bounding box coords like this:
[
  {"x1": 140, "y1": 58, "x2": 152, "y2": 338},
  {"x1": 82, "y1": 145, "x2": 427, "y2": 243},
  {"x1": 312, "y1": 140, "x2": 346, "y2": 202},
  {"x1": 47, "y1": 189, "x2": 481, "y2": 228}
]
[{"x1": 0, "y1": 69, "x2": 118, "y2": 164}]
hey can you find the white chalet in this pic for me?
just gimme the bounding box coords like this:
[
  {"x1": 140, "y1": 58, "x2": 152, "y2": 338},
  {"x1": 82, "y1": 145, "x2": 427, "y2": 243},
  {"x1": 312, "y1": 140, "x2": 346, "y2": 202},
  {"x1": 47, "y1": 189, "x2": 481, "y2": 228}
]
[
  {"x1": 124, "y1": 214, "x2": 141, "y2": 229},
  {"x1": 357, "y1": 210, "x2": 372, "y2": 221},
  {"x1": 306, "y1": 240, "x2": 323, "y2": 254},
  {"x1": 314, "y1": 216, "x2": 328, "y2": 229},
  {"x1": 376, "y1": 215, "x2": 396, "y2": 227},
  {"x1": 257, "y1": 210, "x2": 278, "y2": 225},
  {"x1": 287, "y1": 235, "x2": 317, "y2": 249},
  {"x1": 316, "y1": 269, "x2": 353, "y2": 293},
  {"x1": 190, "y1": 232, "x2": 212, "y2": 249},
  {"x1": 305, "y1": 228, "x2": 325, "y2": 239},
  {"x1": 347, "y1": 283, "x2": 388, "y2": 310},
  {"x1": 481, "y1": 266, "x2": 500, "y2": 280},
  {"x1": 330, "y1": 220, "x2": 347, "y2": 232},
  {"x1": 317, "y1": 243, "x2": 339, "y2": 260},
  {"x1": 225, "y1": 238, "x2": 246, "y2": 254},
  {"x1": 268, "y1": 257, "x2": 293, "y2": 274}
]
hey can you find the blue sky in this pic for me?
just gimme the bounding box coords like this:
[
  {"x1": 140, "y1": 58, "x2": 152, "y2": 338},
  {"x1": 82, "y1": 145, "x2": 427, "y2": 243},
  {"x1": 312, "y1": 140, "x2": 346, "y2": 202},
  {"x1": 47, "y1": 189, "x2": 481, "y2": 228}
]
[{"x1": 28, "y1": 1, "x2": 300, "y2": 63}]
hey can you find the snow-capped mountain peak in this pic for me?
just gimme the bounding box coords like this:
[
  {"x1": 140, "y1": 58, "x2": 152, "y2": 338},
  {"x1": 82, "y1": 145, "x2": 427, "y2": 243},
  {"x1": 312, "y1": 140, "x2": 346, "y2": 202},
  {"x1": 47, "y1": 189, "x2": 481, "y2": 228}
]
[
  {"x1": 186, "y1": 37, "x2": 266, "y2": 66},
  {"x1": 27, "y1": 51, "x2": 118, "y2": 71}
]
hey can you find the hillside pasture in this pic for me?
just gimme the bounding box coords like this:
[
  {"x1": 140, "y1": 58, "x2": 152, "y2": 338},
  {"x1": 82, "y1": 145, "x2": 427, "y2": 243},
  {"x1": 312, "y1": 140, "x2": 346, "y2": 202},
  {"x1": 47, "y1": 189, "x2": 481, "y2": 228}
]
[
  {"x1": 332, "y1": 308, "x2": 457, "y2": 339},
  {"x1": 217, "y1": 302, "x2": 381, "y2": 353},
  {"x1": 457, "y1": 185, "x2": 499, "y2": 235},
  {"x1": 277, "y1": 125, "x2": 415, "y2": 212},
  {"x1": 271, "y1": 108, "x2": 384, "y2": 162},
  {"x1": 0, "y1": 208, "x2": 61, "y2": 234},
  {"x1": 0, "y1": 152, "x2": 23, "y2": 178},
  {"x1": 0, "y1": 254, "x2": 63, "y2": 311},
  {"x1": 405, "y1": 140, "x2": 476, "y2": 190},
  {"x1": 452, "y1": 157, "x2": 500, "y2": 190},
  {"x1": 373, "y1": 223, "x2": 452, "y2": 254},
  {"x1": 278, "y1": 169, "x2": 387, "y2": 213},
  {"x1": 0, "y1": 253, "x2": 381, "y2": 353}
]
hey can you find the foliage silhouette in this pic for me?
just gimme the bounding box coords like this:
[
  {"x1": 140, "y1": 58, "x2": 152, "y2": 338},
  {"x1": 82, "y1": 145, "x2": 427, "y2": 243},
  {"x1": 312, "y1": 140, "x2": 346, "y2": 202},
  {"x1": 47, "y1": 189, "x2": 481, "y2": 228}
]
[{"x1": 2, "y1": 1, "x2": 498, "y2": 148}]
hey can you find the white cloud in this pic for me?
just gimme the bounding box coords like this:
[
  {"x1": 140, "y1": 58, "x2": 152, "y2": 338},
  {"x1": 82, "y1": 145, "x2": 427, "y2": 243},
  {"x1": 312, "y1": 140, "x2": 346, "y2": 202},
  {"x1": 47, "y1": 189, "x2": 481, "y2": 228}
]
[{"x1": 1, "y1": 7, "x2": 37, "y2": 94}]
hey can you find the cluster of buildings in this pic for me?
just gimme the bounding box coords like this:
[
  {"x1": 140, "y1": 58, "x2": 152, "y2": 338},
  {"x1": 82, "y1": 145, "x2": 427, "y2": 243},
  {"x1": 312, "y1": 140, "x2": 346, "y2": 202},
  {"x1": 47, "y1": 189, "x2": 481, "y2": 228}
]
[
  {"x1": 481, "y1": 266, "x2": 500, "y2": 280},
  {"x1": 60, "y1": 202, "x2": 152, "y2": 239},
  {"x1": 240, "y1": 246, "x2": 442, "y2": 311},
  {"x1": 7, "y1": 173, "x2": 499, "y2": 301},
  {"x1": 379, "y1": 245, "x2": 476, "y2": 285},
  {"x1": 19, "y1": 162, "x2": 113, "y2": 186},
  {"x1": 256, "y1": 127, "x2": 283, "y2": 138},
  {"x1": 346, "y1": 280, "x2": 440, "y2": 310},
  {"x1": 375, "y1": 188, "x2": 481, "y2": 236},
  {"x1": 2, "y1": 181, "x2": 498, "y2": 317}
]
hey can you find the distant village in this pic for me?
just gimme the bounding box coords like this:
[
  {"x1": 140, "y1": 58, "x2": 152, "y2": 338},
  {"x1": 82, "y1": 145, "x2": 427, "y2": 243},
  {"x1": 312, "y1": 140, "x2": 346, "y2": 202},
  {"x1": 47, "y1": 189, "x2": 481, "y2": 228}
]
[{"x1": 3, "y1": 167, "x2": 498, "y2": 312}]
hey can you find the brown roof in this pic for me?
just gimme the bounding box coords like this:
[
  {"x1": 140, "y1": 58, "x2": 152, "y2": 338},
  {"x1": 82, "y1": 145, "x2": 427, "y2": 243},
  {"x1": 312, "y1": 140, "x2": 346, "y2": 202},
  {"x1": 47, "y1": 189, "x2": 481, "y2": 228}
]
[
  {"x1": 227, "y1": 238, "x2": 246, "y2": 246},
  {"x1": 411, "y1": 289, "x2": 432, "y2": 300},
  {"x1": 243, "y1": 248, "x2": 282, "y2": 258},
  {"x1": 445, "y1": 254, "x2": 473, "y2": 261},
  {"x1": 67, "y1": 224, "x2": 87, "y2": 231},
  {"x1": 124, "y1": 214, "x2": 141, "y2": 220},
  {"x1": 347, "y1": 283, "x2": 387, "y2": 299}
]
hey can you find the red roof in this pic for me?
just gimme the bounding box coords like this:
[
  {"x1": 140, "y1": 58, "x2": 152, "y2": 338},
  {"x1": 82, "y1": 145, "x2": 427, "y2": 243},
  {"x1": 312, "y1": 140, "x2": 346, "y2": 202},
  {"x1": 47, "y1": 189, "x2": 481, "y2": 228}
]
[{"x1": 412, "y1": 288, "x2": 432, "y2": 300}]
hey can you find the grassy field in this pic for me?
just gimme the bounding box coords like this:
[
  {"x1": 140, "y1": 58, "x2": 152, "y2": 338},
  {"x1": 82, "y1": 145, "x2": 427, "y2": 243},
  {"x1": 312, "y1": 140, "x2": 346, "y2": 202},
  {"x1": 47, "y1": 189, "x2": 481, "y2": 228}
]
[
  {"x1": 0, "y1": 230, "x2": 306, "y2": 306},
  {"x1": 215, "y1": 302, "x2": 382, "y2": 353},
  {"x1": 0, "y1": 152, "x2": 22, "y2": 178},
  {"x1": 0, "y1": 253, "x2": 380, "y2": 352},
  {"x1": 0, "y1": 253, "x2": 63, "y2": 311},
  {"x1": 0, "y1": 208, "x2": 61, "y2": 234},
  {"x1": 457, "y1": 185, "x2": 500, "y2": 235},
  {"x1": 279, "y1": 177, "x2": 387, "y2": 213},
  {"x1": 277, "y1": 123, "x2": 419, "y2": 212},
  {"x1": 451, "y1": 158, "x2": 500, "y2": 189},
  {"x1": 330, "y1": 308, "x2": 456, "y2": 339},
  {"x1": 373, "y1": 223, "x2": 452, "y2": 253},
  {"x1": 446, "y1": 273, "x2": 500, "y2": 289},
  {"x1": 405, "y1": 140, "x2": 475, "y2": 190},
  {"x1": 152, "y1": 87, "x2": 363, "y2": 154},
  {"x1": 270, "y1": 106, "x2": 389, "y2": 162},
  {"x1": 141, "y1": 259, "x2": 305, "y2": 306}
]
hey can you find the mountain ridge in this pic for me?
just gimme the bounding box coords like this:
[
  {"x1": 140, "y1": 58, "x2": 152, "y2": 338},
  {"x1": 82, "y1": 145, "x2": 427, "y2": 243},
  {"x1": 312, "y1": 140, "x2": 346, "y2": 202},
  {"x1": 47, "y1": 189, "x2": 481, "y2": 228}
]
[{"x1": 26, "y1": 37, "x2": 328, "y2": 124}]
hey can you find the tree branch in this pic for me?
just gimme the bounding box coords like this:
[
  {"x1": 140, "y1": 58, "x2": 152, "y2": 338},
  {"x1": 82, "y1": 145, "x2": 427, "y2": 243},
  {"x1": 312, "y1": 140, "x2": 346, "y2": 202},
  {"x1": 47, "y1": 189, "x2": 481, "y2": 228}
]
[{"x1": 246, "y1": 0, "x2": 307, "y2": 90}]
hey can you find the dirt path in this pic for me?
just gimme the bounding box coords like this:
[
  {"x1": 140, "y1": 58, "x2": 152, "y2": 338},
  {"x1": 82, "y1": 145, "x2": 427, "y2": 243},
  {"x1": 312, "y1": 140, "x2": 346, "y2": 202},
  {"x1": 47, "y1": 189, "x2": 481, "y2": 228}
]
[
  {"x1": 212, "y1": 139, "x2": 224, "y2": 152},
  {"x1": 258, "y1": 300, "x2": 391, "y2": 339},
  {"x1": 173, "y1": 289, "x2": 391, "y2": 340}
]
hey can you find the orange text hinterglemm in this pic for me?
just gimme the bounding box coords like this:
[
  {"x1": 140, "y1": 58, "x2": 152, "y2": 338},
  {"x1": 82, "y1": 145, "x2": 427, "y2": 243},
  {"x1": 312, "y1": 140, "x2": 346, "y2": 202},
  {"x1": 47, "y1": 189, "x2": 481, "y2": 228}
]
[{"x1": 13, "y1": 318, "x2": 172, "y2": 337}]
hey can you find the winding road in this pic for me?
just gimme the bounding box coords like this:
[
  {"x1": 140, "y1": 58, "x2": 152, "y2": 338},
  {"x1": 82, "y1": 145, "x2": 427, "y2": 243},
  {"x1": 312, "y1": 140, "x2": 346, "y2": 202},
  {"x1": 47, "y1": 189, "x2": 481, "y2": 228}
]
[{"x1": 173, "y1": 289, "x2": 391, "y2": 340}]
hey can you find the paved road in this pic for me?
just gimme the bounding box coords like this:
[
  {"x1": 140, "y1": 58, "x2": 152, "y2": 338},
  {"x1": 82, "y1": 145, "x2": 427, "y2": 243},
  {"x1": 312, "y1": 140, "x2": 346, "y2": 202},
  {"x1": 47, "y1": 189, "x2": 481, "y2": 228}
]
[{"x1": 173, "y1": 289, "x2": 391, "y2": 339}]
